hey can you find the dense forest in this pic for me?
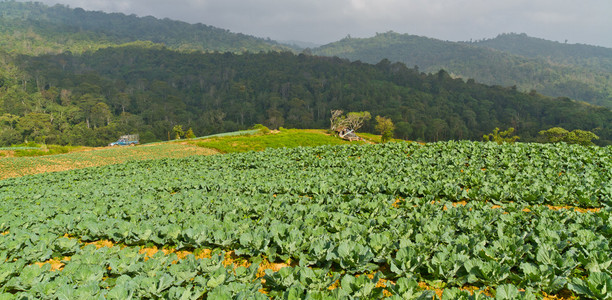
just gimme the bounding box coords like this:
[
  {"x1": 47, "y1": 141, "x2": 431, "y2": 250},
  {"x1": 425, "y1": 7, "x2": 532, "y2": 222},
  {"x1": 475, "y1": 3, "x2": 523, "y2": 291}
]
[
  {"x1": 472, "y1": 33, "x2": 612, "y2": 74},
  {"x1": 0, "y1": 0, "x2": 288, "y2": 55},
  {"x1": 1, "y1": 45, "x2": 611, "y2": 146},
  {"x1": 2, "y1": 0, "x2": 610, "y2": 110},
  {"x1": 313, "y1": 32, "x2": 612, "y2": 108},
  {"x1": 0, "y1": 1, "x2": 611, "y2": 147}
]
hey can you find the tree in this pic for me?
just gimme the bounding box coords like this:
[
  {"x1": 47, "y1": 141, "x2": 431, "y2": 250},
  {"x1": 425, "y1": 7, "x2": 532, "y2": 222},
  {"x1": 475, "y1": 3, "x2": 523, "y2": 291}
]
[
  {"x1": 252, "y1": 124, "x2": 270, "y2": 134},
  {"x1": 375, "y1": 115, "x2": 395, "y2": 142},
  {"x1": 172, "y1": 125, "x2": 184, "y2": 140},
  {"x1": 330, "y1": 110, "x2": 371, "y2": 132},
  {"x1": 538, "y1": 127, "x2": 569, "y2": 143},
  {"x1": 0, "y1": 113, "x2": 19, "y2": 129},
  {"x1": 90, "y1": 102, "x2": 111, "y2": 128},
  {"x1": 184, "y1": 127, "x2": 196, "y2": 139},
  {"x1": 265, "y1": 108, "x2": 284, "y2": 129},
  {"x1": 344, "y1": 111, "x2": 371, "y2": 132},
  {"x1": 202, "y1": 109, "x2": 226, "y2": 131},
  {"x1": 16, "y1": 113, "x2": 53, "y2": 143},
  {"x1": 77, "y1": 93, "x2": 105, "y2": 128},
  {"x1": 394, "y1": 121, "x2": 412, "y2": 140},
  {"x1": 330, "y1": 110, "x2": 345, "y2": 132},
  {"x1": 568, "y1": 130, "x2": 599, "y2": 146},
  {"x1": 539, "y1": 127, "x2": 599, "y2": 146},
  {"x1": 286, "y1": 97, "x2": 312, "y2": 127},
  {"x1": 0, "y1": 128, "x2": 22, "y2": 146},
  {"x1": 483, "y1": 127, "x2": 519, "y2": 144},
  {"x1": 430, "y1": 118, "x2": 448, "y2": 141}
]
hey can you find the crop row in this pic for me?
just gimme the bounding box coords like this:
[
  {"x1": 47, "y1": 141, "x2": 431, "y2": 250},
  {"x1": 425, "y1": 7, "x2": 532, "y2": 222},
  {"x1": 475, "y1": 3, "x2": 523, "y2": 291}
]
[
  {"x1": 1, "y1": 141, "x2": 611, "y2": 298},
  {"x1": 0, "y1": 239, "x2": 556, "y2": 299}
]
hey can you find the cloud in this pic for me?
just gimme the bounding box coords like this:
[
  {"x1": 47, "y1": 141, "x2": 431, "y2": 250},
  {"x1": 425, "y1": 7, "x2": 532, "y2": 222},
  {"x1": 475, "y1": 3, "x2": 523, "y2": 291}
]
[{"x1": 35, "y1": 0, "x2": 612, "y2": 47}]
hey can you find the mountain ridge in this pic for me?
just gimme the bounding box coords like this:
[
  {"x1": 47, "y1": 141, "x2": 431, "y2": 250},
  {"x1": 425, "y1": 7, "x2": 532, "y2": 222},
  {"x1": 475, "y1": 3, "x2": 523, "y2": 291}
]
[
  {"x1": 312, "y1": 31, "x2": 612, "y2": 108},
  {"x1": 1, "y1": 2, "x2": 611, "y2": 147},
  {"x1": 0, "y1": 0, "x2": 289, "y2": 54},
  {"x1": 2, "y1": 45, "x2": 610, "y2": 146}
]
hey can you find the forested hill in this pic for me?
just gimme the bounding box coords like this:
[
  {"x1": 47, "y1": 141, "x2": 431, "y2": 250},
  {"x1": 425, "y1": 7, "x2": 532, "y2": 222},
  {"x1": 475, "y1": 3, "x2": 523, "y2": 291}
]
[
  {"x1": 1, "y1": 45, "x2": 611, "y2": 146},
  {"x1": 471, "y1": 33, "x2": 612, "y2": 73},
  {"x1": 0, "y1": 0, "x2": 288, "y2": 55},
  {"x1": 312, "y1": 32, "x2": 612, "y2": 109}
]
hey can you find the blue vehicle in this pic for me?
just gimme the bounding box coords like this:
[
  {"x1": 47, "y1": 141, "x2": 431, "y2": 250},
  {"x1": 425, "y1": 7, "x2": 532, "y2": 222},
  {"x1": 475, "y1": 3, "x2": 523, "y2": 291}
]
[{"x1": 109, "y1": 134, "x2": 139, "y2": 146}]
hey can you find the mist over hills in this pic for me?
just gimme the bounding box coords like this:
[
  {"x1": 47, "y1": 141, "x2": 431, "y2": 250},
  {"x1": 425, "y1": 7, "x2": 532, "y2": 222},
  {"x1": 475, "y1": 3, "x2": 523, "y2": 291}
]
[{"x1": 0, "y1": 1, "x2": 611, "y2": 146}]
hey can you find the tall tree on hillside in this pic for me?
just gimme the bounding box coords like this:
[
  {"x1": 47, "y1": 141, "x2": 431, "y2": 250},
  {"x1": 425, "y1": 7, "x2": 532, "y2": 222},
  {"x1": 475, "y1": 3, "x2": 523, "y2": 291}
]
[
  {"x1": 16, "y1": 112, "x2": 52, "y2": 143},
  {"x1": 90, "y1": 102, "x2": 111, "y2": 128}
]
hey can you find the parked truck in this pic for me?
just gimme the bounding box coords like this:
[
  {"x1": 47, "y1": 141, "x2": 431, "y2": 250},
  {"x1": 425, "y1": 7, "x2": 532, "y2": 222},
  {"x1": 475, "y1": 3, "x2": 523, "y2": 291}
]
[{"x1": 109, "y1": 134, "x2": 139, "y2": 146}]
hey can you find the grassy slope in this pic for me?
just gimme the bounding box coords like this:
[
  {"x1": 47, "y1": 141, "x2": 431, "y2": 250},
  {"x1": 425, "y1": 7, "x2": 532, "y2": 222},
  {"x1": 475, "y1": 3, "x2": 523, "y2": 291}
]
[
  {"x1": 193, "y1": 129, "x2": 364, "y2": 153},
  {"x1": 0, "y1": 143, "x2": 217, "y2": 180},
  {"x1": 0, "y1": 144, "x2": 85, "y2": 157},
  {"x1": 0, "y1": 129, "x2": 374, "y2": 180}
]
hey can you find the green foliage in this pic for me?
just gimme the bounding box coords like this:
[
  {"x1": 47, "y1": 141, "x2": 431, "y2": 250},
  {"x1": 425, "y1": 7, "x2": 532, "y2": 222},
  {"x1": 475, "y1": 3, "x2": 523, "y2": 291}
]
[
  {"x1": 538, "y1": 127, "x2": 570, "y2": 143},
  {"x1": 187, "y1": 130, "x2": 260, "y2": 141},
  {"x1": 0, "y1": 1, "x2": 288, "y2": 55},
  {"x1": 0, "y1": 11, "x2": 611, "y2": 146},
  {"x1": 184, "y1": 128, "x2": 196, "y2": 139},
  {"x1": 0, "y1": 141, "x2": 610, "y2": 297},
  {"x1": 483, "y1": 127, "x2": 520, "y2": 144},
  {"x1": 344, "y1": 111, "x2": 371, "y2": 132},
  {"x1": 330, "y1": 110, "x2": 372, "y2": 133},
  {"x1": 195, "y1": 129, "x2": 354, "y2": 153},
  {"x1": 313, "y1": 31, "x2": 612, "y2": 108},
  {"x1": 172, "y1": 125, "x2": 184, "y2": 140},
  {"x1": 0, "y1": 128, "x2": 22, "y2": 145},
  {"x1": 252, "y1": 124, "x2": 271, "y2": 135},
  {"x1": 375, "y1": 115, "x2": 395, "y2": 142},
  {"x1": 539, "y1": 127, "x2": 600, "y2": 146},
  {"x1": 568, "y1": 272, "x2": 612, "y2": 300},
  {"x1": 475, "y1": 33, "x2": 612, "y2": 74},
  {"x1": 568, "y1": 129, "x2": 600, "y2": 146},
  {"x1": 12, "y1": 144, "x2": 77, "y2": 157}
]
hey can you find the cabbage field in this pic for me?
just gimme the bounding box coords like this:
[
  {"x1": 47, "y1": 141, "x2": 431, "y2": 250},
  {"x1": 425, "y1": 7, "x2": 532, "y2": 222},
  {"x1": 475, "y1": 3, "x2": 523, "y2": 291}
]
[{"x1": 0, "y1": 141, "x2": 611, "y2": 299}]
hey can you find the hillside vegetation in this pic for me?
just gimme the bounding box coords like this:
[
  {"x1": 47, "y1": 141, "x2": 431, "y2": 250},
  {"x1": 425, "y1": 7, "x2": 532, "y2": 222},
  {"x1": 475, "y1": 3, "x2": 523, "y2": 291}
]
[
  {"x1": 472, "y1": 33, "x2": 612, "y2": 73},
  {"x1": 1, "y1": 3, "x2": 610, "y2": 299},
  {"x1": 194, "y1": 129, "x2": 360, "y2": 153},
  {"x1": 0, "y1": 45, "x2": 612, "y2": 146},
  {"x1": 0, "y1": 0, "x2": 287, "y2": 55},
  {"x1": 313, "y1": 32, "x2": 612, "y2": 108},
  {"x1": 1, "y1": 2, "x2": 611, "y2": 147},
  {"x1": 2, "y1": 46, "x2": 611, "y2": 146}
]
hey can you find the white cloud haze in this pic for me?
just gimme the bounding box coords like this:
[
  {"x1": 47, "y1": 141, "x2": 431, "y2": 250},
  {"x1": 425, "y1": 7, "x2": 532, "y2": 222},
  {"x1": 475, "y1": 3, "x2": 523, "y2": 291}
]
[{"x1": 34, "y1": 0, "x2": 612, "y2": 48}]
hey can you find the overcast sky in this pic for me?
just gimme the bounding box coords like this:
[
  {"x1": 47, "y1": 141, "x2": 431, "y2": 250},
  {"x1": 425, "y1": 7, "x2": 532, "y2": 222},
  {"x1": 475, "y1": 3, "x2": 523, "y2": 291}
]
[{"x1": 34, "y1": 0, "x2": 612, "y2": 48}]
